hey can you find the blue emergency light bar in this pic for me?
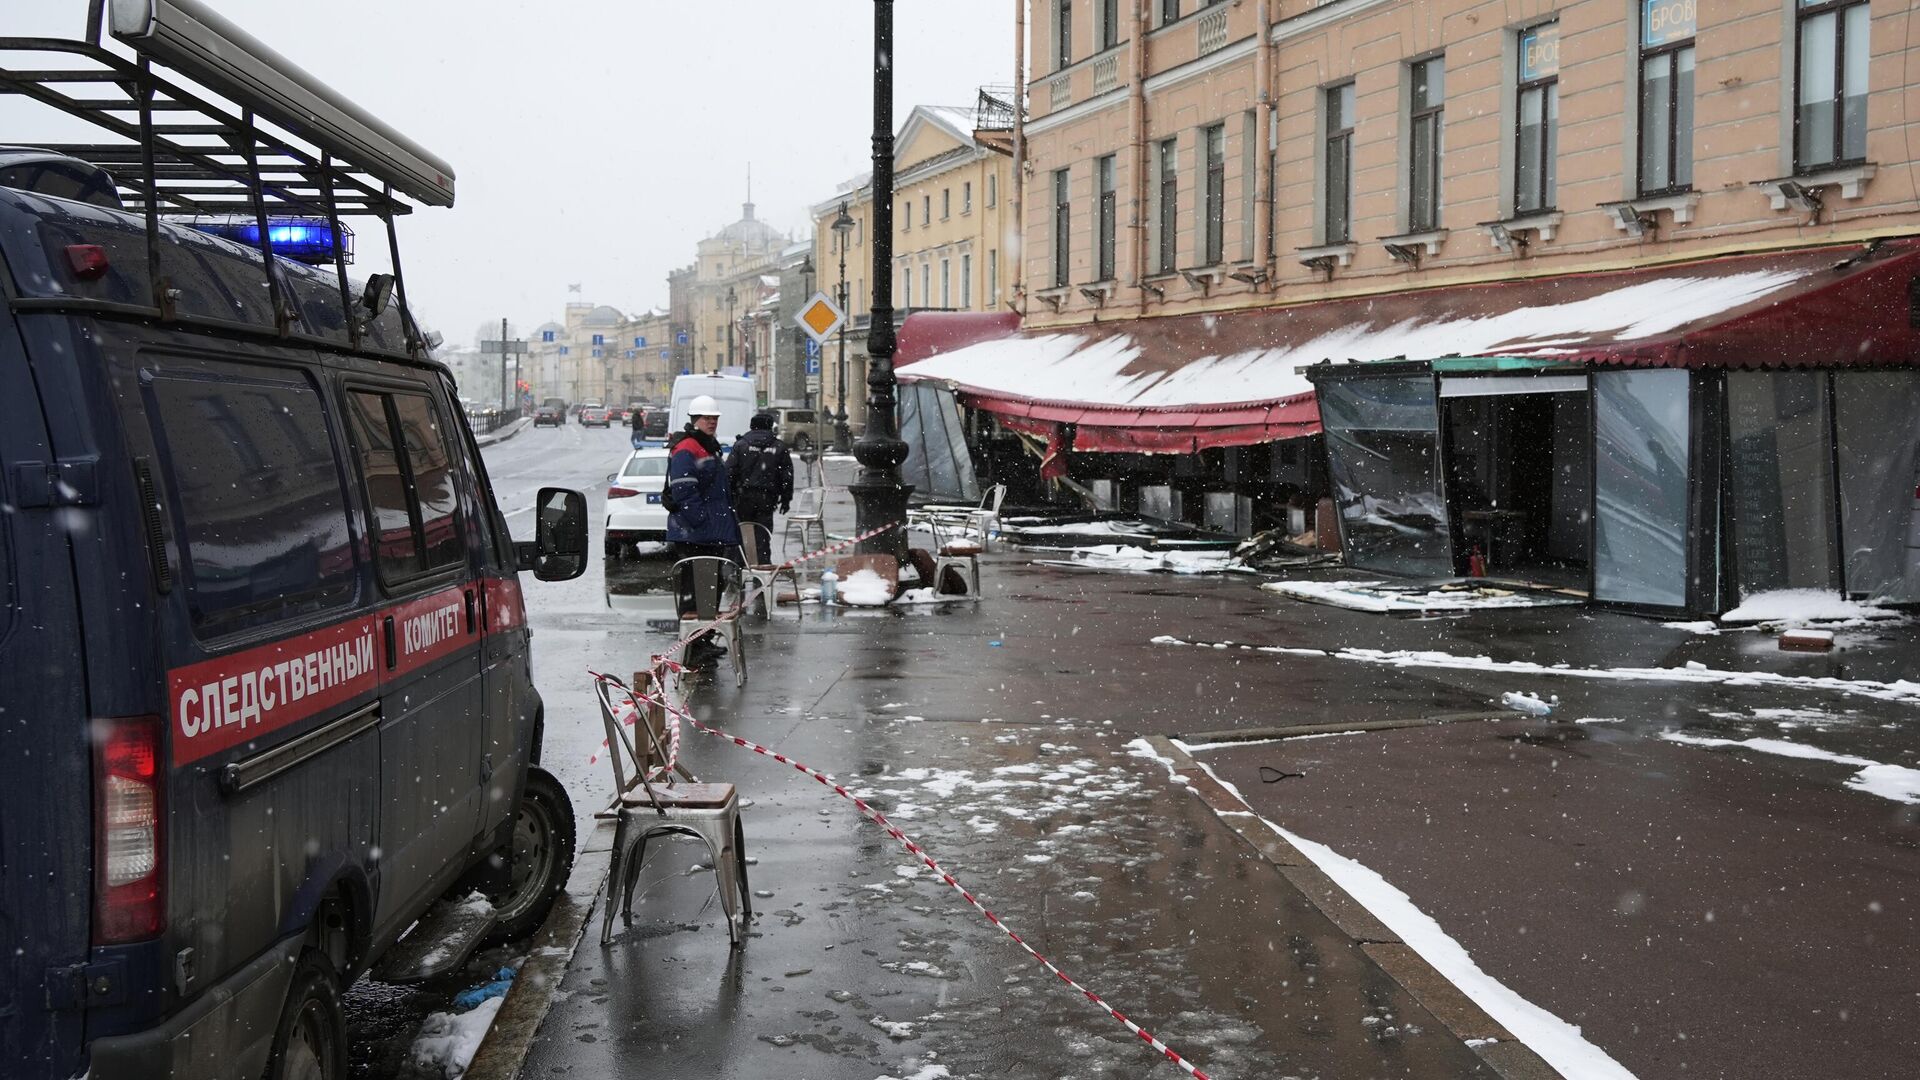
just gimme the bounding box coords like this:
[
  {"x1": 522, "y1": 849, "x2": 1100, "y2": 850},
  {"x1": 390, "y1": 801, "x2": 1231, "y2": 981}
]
[{"x1": 189, "y1": 217, "x2": 353, "y2": 265}]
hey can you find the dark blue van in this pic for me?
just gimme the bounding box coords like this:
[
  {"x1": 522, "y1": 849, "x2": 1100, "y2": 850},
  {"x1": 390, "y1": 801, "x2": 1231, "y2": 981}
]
[{"x1": 0, "y1": 7, "x2": 588, "y2": 1079}]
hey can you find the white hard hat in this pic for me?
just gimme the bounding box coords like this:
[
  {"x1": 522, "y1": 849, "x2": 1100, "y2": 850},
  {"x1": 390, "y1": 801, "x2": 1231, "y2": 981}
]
[{"x1": 687, "y1": 395, "x2": 720, "y2": 417}]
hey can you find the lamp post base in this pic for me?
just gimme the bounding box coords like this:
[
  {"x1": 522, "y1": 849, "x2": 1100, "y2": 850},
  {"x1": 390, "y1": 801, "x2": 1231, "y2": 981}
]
[
  {"x1": 832, "y1": 413, "x2": 853, "y2": 454},
  {"x1": 848, "y1": 473, "x2": 912, "y2": 559}
]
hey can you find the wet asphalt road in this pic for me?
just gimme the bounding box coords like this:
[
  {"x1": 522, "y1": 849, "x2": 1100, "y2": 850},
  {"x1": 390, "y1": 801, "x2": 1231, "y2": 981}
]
[{"x1": 439, "y1": 430, "x2": 1916, "y2": 1079}]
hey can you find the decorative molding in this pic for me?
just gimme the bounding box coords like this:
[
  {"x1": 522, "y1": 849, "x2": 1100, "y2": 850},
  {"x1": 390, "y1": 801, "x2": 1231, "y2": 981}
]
[
  {"x1": 1295, "y1": 241, "x2": 1357, "y2": 269},
  {"x1": 1378, "y1": 229, "x2": 1448, "y2": 258},
  {"x1": 1092, "y1": 54, "x2": 1120, "y2": 95},
  {"x1": 1751, "y1": 164, "x2": 1877, "y2": 209}
]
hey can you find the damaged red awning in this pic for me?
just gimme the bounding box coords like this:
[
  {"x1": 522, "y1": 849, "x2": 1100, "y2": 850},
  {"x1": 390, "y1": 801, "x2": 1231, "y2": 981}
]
[{"x1": 896, "y1": 238, "x2": 1920, "y2": 455}]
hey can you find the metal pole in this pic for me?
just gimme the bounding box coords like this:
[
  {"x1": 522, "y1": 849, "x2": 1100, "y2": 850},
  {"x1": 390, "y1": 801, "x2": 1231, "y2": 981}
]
[
  {"x1": 834, "y1": 226, "x2": 851, "y2": 452},
  {"x1": 499, "y1": 317, "x2": 510, "y2": 411},
  {"x1": 852, "y1": 0, "x2": 910, "y2": 557}
]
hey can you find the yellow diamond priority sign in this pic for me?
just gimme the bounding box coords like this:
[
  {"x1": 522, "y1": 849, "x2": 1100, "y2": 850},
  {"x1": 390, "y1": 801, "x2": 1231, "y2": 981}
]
[{"x1": 795, "y1": 291, "x2": 846, "y2": 345}]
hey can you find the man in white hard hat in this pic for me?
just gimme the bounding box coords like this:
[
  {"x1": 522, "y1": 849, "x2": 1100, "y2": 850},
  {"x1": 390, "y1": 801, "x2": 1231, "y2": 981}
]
[{"x1": 664, "y1": 396, "x2": 742, "y2": 666}]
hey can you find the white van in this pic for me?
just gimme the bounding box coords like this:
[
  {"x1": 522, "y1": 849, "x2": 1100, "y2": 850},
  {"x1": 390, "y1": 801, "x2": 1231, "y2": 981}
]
[{"x1": 669, "y1": 373, "x2": 759, "y2": 451}]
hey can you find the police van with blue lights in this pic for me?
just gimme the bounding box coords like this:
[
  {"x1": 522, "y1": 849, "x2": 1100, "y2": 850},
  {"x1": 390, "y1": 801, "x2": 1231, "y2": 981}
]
[{"x1": 0, "y1": 4, "x2": 588, "y2": 1079}]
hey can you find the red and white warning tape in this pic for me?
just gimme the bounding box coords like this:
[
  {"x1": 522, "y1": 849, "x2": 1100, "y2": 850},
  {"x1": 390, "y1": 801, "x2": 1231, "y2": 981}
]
[{"x1": 586, "y1": 670, "x2": 1215, "y2": 1080}]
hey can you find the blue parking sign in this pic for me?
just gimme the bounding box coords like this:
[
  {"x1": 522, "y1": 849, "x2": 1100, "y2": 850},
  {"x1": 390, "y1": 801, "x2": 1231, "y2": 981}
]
[
  {"x1": 675, "y1": 331, "x2": 689, "y2": 346},
  {"x1": 659, "y1": 348, "x2": 670, "y2": 360}
]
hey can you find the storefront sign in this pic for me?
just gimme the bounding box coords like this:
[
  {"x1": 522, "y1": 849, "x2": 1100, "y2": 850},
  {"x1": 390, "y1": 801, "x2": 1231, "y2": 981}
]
[
  {"x1": 1520, "y1": 23, "x2": 1560, "y2": 81},
  {"x1": 1643, "y1": 0, "x2": 1697, "y2": 47}
]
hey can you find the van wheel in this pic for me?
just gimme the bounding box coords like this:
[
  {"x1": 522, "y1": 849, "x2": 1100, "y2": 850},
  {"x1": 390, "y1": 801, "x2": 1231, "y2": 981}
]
[
  {"x1": 484, "y1": 767, "x2": 576, "y2": 944},
  {"x1": 264, "y1": 951, "x2": 344, "y2": 1080}
]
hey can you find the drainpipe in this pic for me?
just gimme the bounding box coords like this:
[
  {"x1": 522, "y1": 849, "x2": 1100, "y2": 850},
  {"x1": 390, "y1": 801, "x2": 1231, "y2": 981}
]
[
  {"x1": 1130, "y1": 0, "x2": 1150, "y2": 314},
  {"x1": 1252, "y1": 0, "x2": 1275, "y2": 278},
  {"x1": 1011, "y1": 0, "x2": 1027, "y2": 314}
]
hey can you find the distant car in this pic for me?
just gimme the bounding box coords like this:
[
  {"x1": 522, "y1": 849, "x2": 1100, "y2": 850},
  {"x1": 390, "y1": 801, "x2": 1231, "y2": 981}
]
[
  {"x1": 606, "y1": 404, "x2": 627, "y2": 424},
  {"x1": 533, "y1": 403, "x2": 565, "y2": 427},
  {"x1": 770, "y1": 407, "x2": 823, "y2": 453},
  {"x1": 540, "y1": 397, "x2": 568, "y2": 424},
  {"x1": 636, "y1": 408, "x2": 671, "y2": 446},
  {"x1": 580, "y1": 402, "x2": 611, "y2": 427},
  {"x1": 605, "y1": 448, "x2": 672, "y2": 558}
]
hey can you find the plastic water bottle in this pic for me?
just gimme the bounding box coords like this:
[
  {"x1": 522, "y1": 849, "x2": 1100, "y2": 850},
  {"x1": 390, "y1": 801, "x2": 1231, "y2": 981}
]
[{"x1": 818, "y1": 568, "x2": 838, "y2": 606}]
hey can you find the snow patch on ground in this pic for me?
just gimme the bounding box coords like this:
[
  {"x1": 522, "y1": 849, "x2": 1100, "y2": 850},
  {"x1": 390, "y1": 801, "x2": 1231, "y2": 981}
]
[
  {"x1": 1266, "y1": 824, "x2": 1639, "y2": 1080},
  {"x1": 869, "y1": 1015, "x2": 919, "y2": 1040},
  {"x1": 841, "y1": 568, "x2": 895, "y2": 606},
  {"x1": 1263, "y1": 579, "x2": 1581, "y2": 614},
  {"x1": 1151, "y1": 635, "x2": 1920, "y2": 708},
  {"x1": 408, "y1": 996, "x2": 503, "y2": 1079},
  {"x1": 1124, "y1": 738, "x2": 1190, "y2": 786},
  {"x1": 1032, "y1": 544, "x2": 1249, "y2": 575},
  {"x1": 1500, "y1": 691, "x2": 1559, "y2": 717},
  {"x1": 871, "y1": 1064, "x2": 951, "y2": 1080},
  {"x1": 1661, "y1": 620, "x2": 1722, "y2": 635},
  {"x1": 1719, "y1": 589, "x2": 1897, "y2": 626},
  {"x1": 1660, "y1": 732, "x2": 1920, "y2": 804}
]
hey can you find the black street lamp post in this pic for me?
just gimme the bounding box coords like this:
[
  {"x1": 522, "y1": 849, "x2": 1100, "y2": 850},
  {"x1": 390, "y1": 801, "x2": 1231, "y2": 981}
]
[
  {"x1": 831, "y1": 200, "x2": 855, "y2": 453},
  {"x1": 725, "y1": 285, "x2": 738, "y2": 370},
  {"x1": 852, "y1": 0, "x2": 910, "y2": 557}
]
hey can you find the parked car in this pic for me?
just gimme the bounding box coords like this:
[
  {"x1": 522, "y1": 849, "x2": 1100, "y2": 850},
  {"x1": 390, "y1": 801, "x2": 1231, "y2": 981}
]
[
  {"x1": 770, "y1": 407, "x2": 824, "y2": 453},
  {"x1": 0, "y1": 21, "x2": 589, "y2": 1080},
  {"x1": 533, "y1": 402, "x2": 566, "y2": 427},
  {"x1": 605, "y1": 448, "x2": 673, "y2": 558},
  {"x1": 580, "y1": 402, "x2": 611, "y2": 427}
]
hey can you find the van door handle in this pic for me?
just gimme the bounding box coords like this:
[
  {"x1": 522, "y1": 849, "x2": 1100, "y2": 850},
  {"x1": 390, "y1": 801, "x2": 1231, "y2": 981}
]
[
  {"x1": 383, "y1": 615, "x2": 396, "y2": 670},
  {"x1": 464, "y1": 588, "x2": 477, "y2": 634}
]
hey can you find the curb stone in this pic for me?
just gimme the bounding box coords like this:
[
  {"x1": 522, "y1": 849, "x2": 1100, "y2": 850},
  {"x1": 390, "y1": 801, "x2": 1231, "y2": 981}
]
[
  {"x1": 460, "y1": 819, "x2": 614, "y2": 1080},
  {"x1": 1144, "y1": 735, "x2": 1565, "y2": 1080}
]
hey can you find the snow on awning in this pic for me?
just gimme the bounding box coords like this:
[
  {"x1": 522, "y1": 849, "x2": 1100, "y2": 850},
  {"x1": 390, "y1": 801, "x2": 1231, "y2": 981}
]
[
  {"x1": 896, "y1": 239, "x2": 1920, "y2": 456},
  {"x1": 897, "y1": 311, "x2": 1321, "y2": 453}
]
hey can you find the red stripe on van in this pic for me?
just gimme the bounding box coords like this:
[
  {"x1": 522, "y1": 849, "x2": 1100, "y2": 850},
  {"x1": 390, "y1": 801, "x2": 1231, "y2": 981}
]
[
  {"x1": 387, "y1": 586, "x2": 473, "y2": 677},
  {"x1": 483, "y1": 577, "x2": 525, "y2": 633},
  {"x1": 168, "y1": 615, "x2": 381, "y2": 765}
]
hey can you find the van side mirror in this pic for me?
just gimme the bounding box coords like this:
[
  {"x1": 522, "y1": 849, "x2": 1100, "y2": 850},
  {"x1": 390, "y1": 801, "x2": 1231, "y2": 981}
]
[
  {"x1": 360, "y1": 273, "x2": 395, "y2": 317},
  {"x1": 514, "y1": 487, "x2": 588, "y2": 581}
]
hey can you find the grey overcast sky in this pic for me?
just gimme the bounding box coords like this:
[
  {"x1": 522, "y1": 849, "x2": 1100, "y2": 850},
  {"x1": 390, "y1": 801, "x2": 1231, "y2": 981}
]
[{"x1": 9, "y1": 1, "x2": 1012, "y2": 345}]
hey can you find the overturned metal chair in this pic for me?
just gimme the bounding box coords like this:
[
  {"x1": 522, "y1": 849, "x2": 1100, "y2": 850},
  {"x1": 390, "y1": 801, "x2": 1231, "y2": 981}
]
[
  {"x1": 671, "y1": 555, "x2": 746, "y2": 686},
  {"x1": 593, "y1": 671, "x2": 751, "y2": 948}
]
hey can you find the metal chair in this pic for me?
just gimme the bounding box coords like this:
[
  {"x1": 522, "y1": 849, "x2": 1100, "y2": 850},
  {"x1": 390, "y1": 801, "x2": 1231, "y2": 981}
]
[
  {"x1": 738, "y1": 522, "x2": 800, "y2": 620},
  {"x1": 781, "y1": 487, "x2": 827, "y2": 560},
  {"x1": 593, "y1": 673, "x2": 751, "y2": 948},
  {"x1": 966, "y1": 483, "x2": 1007, "y2": 552},
  {"x1": 671, "y1": 556, "x2": 746, "y2": 687},
  {"x1": 927, "y1": 517, "x2": 981, "y2": 598}
]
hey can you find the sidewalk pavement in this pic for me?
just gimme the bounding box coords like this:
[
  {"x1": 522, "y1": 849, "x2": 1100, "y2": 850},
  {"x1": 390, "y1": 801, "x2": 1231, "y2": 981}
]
[
  {"x1": 474, "y1": 416, "x2": 532, "y2": 448},
  {"x1": 497, "y1": 463, "x2": 1919, "y2": 1079}
]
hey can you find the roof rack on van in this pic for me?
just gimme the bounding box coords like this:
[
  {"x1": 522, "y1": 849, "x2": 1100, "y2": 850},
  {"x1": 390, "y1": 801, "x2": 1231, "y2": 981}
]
[{"x1": 0, "y1": 0, "x2": 456, "y2": 355}]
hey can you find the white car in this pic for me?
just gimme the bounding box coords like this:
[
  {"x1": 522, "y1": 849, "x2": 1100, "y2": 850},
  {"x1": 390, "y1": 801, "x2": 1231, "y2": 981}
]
[{"x1": 605, "y1": 448, "x2": 671, "y2": 559}]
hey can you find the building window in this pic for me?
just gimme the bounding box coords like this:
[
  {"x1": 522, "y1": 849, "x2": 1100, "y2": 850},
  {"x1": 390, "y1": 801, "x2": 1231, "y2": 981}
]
[
  {"x1": 902, "y1": 268, "x2": 911, "y2": 308},
  {"x1": 1100, "y1": 0, "x2": 1119, "y2": 50},
  {"x1": 988, "y1": 249, "x2": 999, "y2": 302},
  {"x1": 903, "y1": 201, "x2": 912, "y2": 230},
  {"x1": 1795, "y1": 0, "x2": 1869, "y2": 171},
  {"x1": 1408, "y1": 58, "x2": 1444, "y2": 232},
  {"x1": 962, "y1": 253, "x2": 973, "y2": 308},
  {"x1": 1053, "y1": 167, "x2": 1072, "y2": 287},
  {"x1": 1203, "y1": 123, "x2": 1225, "y2": 264},
  {"x1": 1157, "y1": 137, "x2": 1178, "y2": 273},
  {"x1": 942, "y1": 188, "x2": 951, "y2": 219},
  {"x1": 963, "y1": 181, "x2": 973, "y2": 214},
  {"x1": 1323, "y1": 84, "x2": 1355, "y2": 243},
  {"x1": 941, "y1": 259, "x2": 951, "y2": 307},
  {"x1": 1514, "y1": 23, "x2": 1559, "y2": 214},
  {"x1": 922, "y1": 194, "x2": 931, "y2": 224},
  {"x1": 1161, "y1": 0, "x2": 1180, "y2": 25},
  {"x1": 1056, "y1": 0, "x2": 1072, "y2": 69},
  {"x1": 921, "y1": 264, "x2": 931, "y2": 309},
  {"x1": 987, "y1": 173, "x2": 998, "y2": 207},
  {"x1": 1639, "y1": 2, "x2": 1695, "y2": 194},
  {"x1": 1096, "y1": 155, "x2": 1117, "y2": 281}
]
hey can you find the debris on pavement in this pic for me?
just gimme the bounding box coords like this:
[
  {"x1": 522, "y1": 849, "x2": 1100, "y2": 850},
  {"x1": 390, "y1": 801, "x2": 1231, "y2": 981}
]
[
  {"x1": 1719, "y1": 587, "x2": 1900, "y2": 627},
  {"x1": 1499, "y1": 690, "x2": 1559, "y2": 716},
  {"x1": 1031, "y1": 543, "x2": 1251, "y2": 575}
]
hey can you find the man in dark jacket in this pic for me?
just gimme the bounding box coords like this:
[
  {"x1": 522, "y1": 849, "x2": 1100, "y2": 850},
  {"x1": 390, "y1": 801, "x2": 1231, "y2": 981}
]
[
  {"x1": 666, "y1": 398, "x2": 741, "y2": 661},
  {"x1": 728, "y1": 411, "x2": 794, "y2": 552}
]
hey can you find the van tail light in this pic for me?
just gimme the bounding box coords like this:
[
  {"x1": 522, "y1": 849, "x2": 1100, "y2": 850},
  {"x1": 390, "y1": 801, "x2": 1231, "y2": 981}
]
[
  {"x1": 607, "y1": 486, "x2": 639, "y2": 499},
  {"x1": 95, "y1": 715, "x2": 165, "y2": 944}
]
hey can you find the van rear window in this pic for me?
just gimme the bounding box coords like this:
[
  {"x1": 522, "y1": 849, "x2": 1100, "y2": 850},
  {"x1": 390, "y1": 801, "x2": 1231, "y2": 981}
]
[{"x1": 146, "y1": 363, "x2": 355, "y2": 634}]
